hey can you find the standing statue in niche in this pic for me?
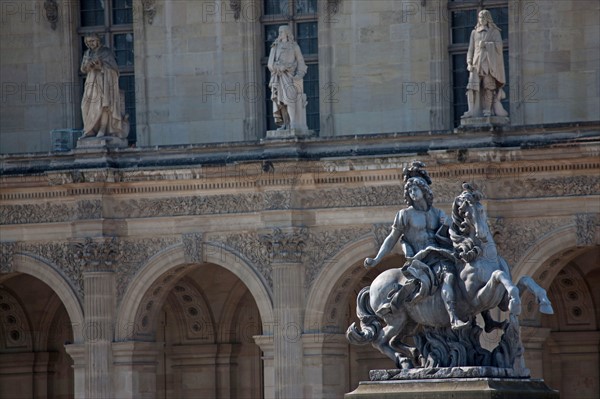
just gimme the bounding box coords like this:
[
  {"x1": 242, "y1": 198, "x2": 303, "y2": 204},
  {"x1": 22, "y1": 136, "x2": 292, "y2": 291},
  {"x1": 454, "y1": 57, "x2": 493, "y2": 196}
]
[
  {"x1": 462, "y1": 10, "x2": 509, "y2": 119},
  {"x1": 80, "y1": 33, "x2": 129, "y2": 140},
  {"x1": 268, "y1": 25, "x2": 309, "y2": 132},
  {"x1": 347, "y1": 161, "x2": 553, "y2": 378}
]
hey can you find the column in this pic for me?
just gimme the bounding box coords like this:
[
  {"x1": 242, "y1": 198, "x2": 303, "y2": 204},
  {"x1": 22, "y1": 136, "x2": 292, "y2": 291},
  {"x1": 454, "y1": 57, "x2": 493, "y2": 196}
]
[
  {"x1": 112, "y1": 342, "x2": 159, "y2": 399},
  {"x1": 302, "y1": 333, "x2": 350, "y2": 399}
]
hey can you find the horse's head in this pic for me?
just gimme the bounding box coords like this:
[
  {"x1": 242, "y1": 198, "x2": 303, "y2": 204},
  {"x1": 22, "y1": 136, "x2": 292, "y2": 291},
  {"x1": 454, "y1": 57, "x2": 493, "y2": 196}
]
[
  {"x1": 450, "y1": 183, "x2": 490, "y2": 262},
  {"x1": 452, "y1": 183, "x2": 488, "y2": 241}
]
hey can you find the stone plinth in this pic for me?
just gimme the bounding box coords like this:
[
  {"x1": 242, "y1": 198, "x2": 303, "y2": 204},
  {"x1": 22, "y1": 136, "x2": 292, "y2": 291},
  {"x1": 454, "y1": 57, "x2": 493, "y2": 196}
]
[
  {"x1": 77, "y1": 136, "x2": 128, "y2": 148},
  {"x1": 345, "y1": 378, "x2": 559, "y2": 399},
  {"x1": 458, "y1": 116, "x2": 510, "y2": 131},
  {"x1": 265, "y1": 128, "x2": 315, "y2": 139}
]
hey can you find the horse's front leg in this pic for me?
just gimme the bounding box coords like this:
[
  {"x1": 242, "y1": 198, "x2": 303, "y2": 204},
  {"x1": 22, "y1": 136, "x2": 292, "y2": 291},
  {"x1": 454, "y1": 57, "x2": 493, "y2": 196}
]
[
  {"x1": 517, "y1": 275, "x2": 554, "y2": 314},
  {"x1": 474, "y1": 269, "x2": 521, "y2": 315}
]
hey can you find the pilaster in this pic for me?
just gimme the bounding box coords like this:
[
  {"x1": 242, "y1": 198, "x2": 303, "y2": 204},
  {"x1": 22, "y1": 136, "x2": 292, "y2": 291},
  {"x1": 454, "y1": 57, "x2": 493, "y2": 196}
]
[
  {"x1": 254, "y1": 335, "x2": 275, "y2": 399},
  {"x1": 263, "y1": 227, "x2": 307, "y2": 399},
  {"x1": 112, "y1": 342, "x2": 159, "y2": 399},
  {"x1": 302, "y1": 333, "x2": 350, "y2": 399},
  {"x1": 65, "y1": 344, "x2": 86, "y2": 399},
  {"x1": 76, "y1": 237, "x2": 119, "y2": 399}
]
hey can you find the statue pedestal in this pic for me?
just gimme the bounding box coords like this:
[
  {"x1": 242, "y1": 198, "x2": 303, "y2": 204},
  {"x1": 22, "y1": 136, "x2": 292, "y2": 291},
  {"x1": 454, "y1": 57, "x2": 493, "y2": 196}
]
[
  {"x1": 458, "y1": 116, "x2": 510, "y2": 131},
  {"x1": 265, "y1": 128, "x2": 315, "y2": 139},
  {"x1": 76, "y1": 136, "x2": 128, "y2": 149},
  {"x1": 345, "y1": 378, "x2": 559, "y2": 399}
]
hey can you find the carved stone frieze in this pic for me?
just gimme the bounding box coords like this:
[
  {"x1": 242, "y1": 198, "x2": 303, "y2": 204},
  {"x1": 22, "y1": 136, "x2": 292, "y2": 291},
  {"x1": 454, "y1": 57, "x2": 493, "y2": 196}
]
[
  {"x1": 489, "y1": 217, "x2": 568, "y2": 267},
  {"x1": 304, "y1": 227, "x2": 372, "y2": 289},
  {"x1": 575, "y1": 213, "x2": 599, "y2": 246},
  {"x1": 0, "y1": 242, "x2": 17, "y2": 274},
  {"x1": 183, "y1": 233, "x2": 203, "y2": 264},
  {"x1": 264, "y1": 191, "x2": 292, "y2": 210},
  {"x1": 0, "y1": 199, "x2": 101, "y2": 225},
  {"x1": 301, "y1": 185, "x2": 405, "y2": 209},
  {"x1": 492, "y1": 176, "x2": 600, "y2": 199},
  {"x1": 112, "y1": 193, "x2": 263, "y2": 218}
]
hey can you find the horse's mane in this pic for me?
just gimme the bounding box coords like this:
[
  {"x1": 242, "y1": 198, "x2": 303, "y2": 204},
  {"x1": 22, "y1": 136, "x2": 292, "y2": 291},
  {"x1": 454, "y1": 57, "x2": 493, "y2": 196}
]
[{"x1": 450, "y1": 183, "x2": 482, "y2": 262}]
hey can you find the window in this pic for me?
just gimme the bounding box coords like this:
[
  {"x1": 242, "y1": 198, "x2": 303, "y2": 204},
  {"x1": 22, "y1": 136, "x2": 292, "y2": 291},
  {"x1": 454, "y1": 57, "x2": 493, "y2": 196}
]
[
  {"x1": 262, "y1": 0, "x2": 320, "y2": 132},
  {"x1": 78, "y1": 0, "x2": 136, "y2": 144},
  {"x1": 448, "y1": 1, "x2": 509, "y2": 127}
]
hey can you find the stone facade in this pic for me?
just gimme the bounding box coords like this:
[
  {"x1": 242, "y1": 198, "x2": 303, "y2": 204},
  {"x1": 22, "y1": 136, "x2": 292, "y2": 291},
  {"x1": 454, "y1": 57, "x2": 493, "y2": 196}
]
[{"x1": 0, "y1": 1, "x2": 599, "y2": 399}]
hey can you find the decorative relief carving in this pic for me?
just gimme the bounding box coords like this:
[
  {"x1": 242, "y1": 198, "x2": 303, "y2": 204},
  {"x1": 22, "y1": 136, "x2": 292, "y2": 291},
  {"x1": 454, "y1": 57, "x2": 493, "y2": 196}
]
[
  {"x1": 575, "y1": 213, "x2": 598, "y2": 246},
  {"x1": 372, "y1": 223, "x2": 391, "y2": 247},
  {"x1": 229, "y1": 0, "x2": 241, "y2": 20},
  {"x1": 19, "y1": 242, "x2": 83, "y2": 299},
  {"x1": 0, "y1": 242, "x2": 17, "y2": 274},
  {"x1": 301, "y1": 185, "x2": 405, "y2": 209},
  {"x1": 73, "y1": 237, "x2": 121, "y2": 272},
  {"x1": 43, "y1": 0, "x2": 58, "y2": 30},
  {"x1": 112, "y1": 193, "x2": 263, "y2": 218},
  {"x1": 141, "y1": 0, "x2": 156, "y2": 24},
  {"x1": 183, "y1": 233, "x2": 203, "y2": 264},
  {"x1": 304, "y1": 227, "x2": 372, "y2": 289},
  {"x1": 489, "y1": 217, "x2": 567, "y2": 266},
  {"x1": 551, "y1": 264, "x2": 595, "y2": 329},
  {"x1": 207, "y1": 233, "x2": 272, "y2": 288},
  {"x1": 0, "y1": 200, "x2": 101, "y2": 225},
  {"x1": 260, "y1": 228, "x2": 307, "y2": 264},
  {"x1": 493, "y1": 176, "x2": 600, "y2": 199},
  {"x1": 264, "y1": 191, "x2": 292, "y2": 210},
  {"x1": 115, "y1": 237, "x2": 181, "y2": 302}
]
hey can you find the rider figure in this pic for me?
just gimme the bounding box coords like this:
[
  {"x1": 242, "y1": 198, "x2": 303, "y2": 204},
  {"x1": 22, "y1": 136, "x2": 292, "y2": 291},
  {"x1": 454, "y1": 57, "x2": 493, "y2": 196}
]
[{"x1": 365, "y1": 162, "x2": 469, "y2": 329}]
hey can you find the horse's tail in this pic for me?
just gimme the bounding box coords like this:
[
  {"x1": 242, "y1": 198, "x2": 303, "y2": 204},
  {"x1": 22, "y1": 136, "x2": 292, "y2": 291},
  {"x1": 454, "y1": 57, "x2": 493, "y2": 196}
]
[{"x1": 346, "y1": 286, "x2": 382, "y2": 345}]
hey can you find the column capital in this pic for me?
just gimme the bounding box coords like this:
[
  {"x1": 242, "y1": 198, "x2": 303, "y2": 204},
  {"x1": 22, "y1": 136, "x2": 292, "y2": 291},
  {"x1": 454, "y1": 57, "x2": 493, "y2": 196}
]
[
  {"x1": 75, "y1": 237, "x2": 121, "y2": 272},
  {"x1": 260, "y1": 227, "x2": 308, "y2": 264}
]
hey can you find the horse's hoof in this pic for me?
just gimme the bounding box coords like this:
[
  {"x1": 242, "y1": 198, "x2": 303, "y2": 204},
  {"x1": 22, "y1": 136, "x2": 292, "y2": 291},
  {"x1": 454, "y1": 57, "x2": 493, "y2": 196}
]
[
  {"x1": 451, "y1": 319, "x2": 470, "y2": 330},
  {"x1": 509, "y1": 299, "x2": 522, "y2": 315},
  {"x1": 539, "y1": 303, "x2": 554, "y2": 315}
]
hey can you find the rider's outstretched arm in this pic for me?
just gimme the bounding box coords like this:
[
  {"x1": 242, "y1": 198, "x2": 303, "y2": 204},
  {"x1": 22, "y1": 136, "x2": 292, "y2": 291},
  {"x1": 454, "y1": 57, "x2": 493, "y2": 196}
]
[{"x1": 365, "y1": 212, "x2": 403, "y2": 268}]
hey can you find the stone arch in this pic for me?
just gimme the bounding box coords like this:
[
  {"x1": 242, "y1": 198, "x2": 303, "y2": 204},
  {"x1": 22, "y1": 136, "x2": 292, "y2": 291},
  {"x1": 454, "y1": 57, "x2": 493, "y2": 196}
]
[
  {"x1": 10, "y1": 254, "x2": 84, "y2": 342},
  {"x1": 116, "y1": 243, "x2": 273, "y2": 341},
  {"x1": 304, "y1": 236, "x2": 380, "y2": 332},
  {"x1": 513, "y1": 225, "x2": 590, "y2": 288}
]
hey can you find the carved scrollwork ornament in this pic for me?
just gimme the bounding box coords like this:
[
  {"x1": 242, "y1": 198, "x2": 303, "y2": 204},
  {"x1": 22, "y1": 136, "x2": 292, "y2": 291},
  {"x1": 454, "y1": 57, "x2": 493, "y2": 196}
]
[
  {"x1": 74, "y1": 237, "x2": 121, "y2": 272},
  {"x1": 260, "y1": 228, "x2": 308, "y2": 263},
  {"x1": 182, "y1": 232, "x2": 203, "y2": 264},
  {"x1": 142, "y1": 0, "x2": 156, "y2": 24},
  {"x1": 0, "y1": 242, "x2": 17, "y2": 274},
  {"x1": 44, "y1": 0, "x2": 59, "y2": 30}
]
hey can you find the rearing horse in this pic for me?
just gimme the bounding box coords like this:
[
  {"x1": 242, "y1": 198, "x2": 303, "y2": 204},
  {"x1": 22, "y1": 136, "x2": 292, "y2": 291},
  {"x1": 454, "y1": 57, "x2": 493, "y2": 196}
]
[{"x1": 347, "y1": 184, "x2": 553, "y2": 369}]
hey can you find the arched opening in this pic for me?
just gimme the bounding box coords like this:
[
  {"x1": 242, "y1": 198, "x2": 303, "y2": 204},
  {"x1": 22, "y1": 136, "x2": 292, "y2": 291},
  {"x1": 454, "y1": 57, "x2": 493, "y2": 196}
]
[
  {"x1": 153, "y1": 264, "x2": 263, "y2": 399},
  {"x1": 0, "y1": 274, "x2": 74, "y2": 399},
  {"x1": 304, "y1": 235, "x2": 401, "y2": 397},
  {"x1": 540, "y1": 247, "x2": 600, "y2": 399}
]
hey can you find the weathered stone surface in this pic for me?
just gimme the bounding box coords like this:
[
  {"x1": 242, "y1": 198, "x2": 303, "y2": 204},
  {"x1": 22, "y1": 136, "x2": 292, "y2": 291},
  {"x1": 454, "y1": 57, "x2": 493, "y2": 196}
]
[
  {"x1": 369, "y1": 366, "x2": 526, "y2": 381},
  {"x1": 345, "y1": 378, "x2": 559, "y2": 398}
]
